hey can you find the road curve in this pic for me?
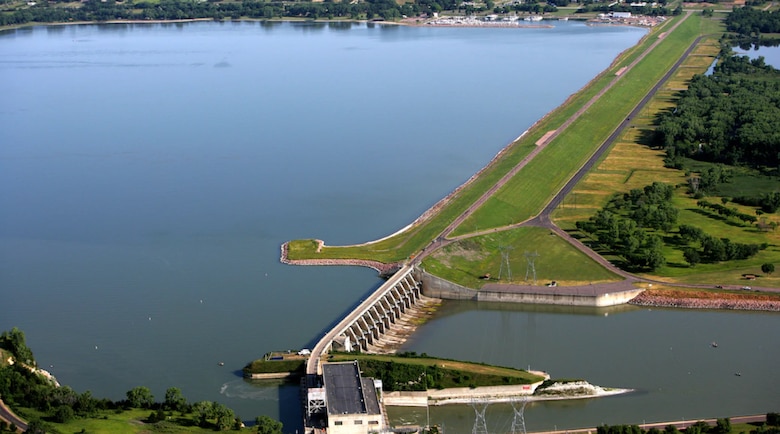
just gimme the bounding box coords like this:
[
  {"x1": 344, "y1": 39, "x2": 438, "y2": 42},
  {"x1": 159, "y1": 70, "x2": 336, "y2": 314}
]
[{"x1": 0, "y1": 398, "x2": 27, "y2": 432}]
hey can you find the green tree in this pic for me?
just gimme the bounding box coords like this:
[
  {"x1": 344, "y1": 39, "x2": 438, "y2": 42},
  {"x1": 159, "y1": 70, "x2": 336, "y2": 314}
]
[
  {"x1": 0, "y1": 328, "x2": 34, "y2": 365},
  {"x1": 164, "y1": 387, "x2": 187, "y2": 412},
  {"x1": 212, "y1": 402, "x2": 235, "y2": 431},
  {"x1": 193, "y1": 401, "x2": 214, "y2": 427},
  {"x1": 715, "y1": 418, "x2": 731, "y2": 434},
  {"x1": 54, "y1": 404, "x2": 75, "y2": 423},
  {"x1": 126, "y1": 386, "x2": 154, "y2": 409},
  {"x1": 762, "y1": 263, "x2": 775, "y2": 274},
  {"x1": 255, "y1": 415, "x2": 283, "y2": 434},
  {"x1": 683, "y1": 248, "x2": 701, "y2": 267}
]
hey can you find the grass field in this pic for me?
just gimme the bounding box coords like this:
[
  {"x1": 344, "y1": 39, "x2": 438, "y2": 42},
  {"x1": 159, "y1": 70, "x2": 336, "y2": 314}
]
[
  {"x1": 12, "y1": 407, "x2": 256, "y2": 434},
  {"x1": 328, "y1": 352, "x2": 546, "y2": 389},
  {"x1": 550, "y1": 15, "x2": 780, "y2": 288},
  {"x1": 421, "y1": 226, "x2": 621, "y2": 288}
]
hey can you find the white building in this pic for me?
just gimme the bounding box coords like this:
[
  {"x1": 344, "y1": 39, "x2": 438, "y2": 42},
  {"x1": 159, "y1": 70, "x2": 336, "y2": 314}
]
[{"x1": 322, "y1": 361, "x2": 385, "y2": 434}]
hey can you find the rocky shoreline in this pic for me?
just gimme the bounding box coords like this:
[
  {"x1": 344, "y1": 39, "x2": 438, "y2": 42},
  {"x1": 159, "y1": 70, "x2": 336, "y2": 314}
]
[{"x1": 629, "y1": 289, "x2": 780, "y2": 312}]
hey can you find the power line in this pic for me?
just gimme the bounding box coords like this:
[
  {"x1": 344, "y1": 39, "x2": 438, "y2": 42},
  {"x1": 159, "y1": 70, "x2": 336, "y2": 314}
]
[
  {"x1": 524, "y1": 251, "x2": 539, "y2": 284},
  {"x1": 499, "y1": 244, "x2": 515, "y2": 281}
]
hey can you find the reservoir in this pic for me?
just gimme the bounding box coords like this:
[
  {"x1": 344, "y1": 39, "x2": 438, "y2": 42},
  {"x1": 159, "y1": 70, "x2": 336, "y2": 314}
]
[{"x1": 1, "y1": 20, "x2": 778, "y2": 432}]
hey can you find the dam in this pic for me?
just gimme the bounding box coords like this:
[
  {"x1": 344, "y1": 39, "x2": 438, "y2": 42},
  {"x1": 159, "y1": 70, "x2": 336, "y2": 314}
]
[{"x1": 301, "y1": 263, "x2": 643, "y2": 433}]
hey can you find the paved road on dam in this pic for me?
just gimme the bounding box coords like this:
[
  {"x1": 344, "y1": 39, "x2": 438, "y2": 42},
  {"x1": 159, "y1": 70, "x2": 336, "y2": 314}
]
[{"x1": 414, "y1": 12, "x2": 697, "y2": 280}]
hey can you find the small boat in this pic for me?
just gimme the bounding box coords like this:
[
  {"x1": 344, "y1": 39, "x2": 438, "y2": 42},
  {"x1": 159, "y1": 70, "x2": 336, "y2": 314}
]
[
  {"x1": 711, "y1": 342, "x2": 718, "y2": 348},
  {"x1": 735, "y1": 372, "x2": 741, "y2": 376},
  {"x1": 218, "y1": 362, "x2": 225, "y2": 366}
]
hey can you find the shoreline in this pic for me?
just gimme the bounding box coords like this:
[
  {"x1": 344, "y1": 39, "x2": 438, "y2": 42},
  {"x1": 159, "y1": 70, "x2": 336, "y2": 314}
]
[{"x1": 629, "y1": 290, "x2": 780, "y2": 312}]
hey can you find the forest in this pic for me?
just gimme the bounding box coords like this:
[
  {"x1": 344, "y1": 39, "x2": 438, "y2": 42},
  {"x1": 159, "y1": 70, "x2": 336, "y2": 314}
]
[{"x1": 656, "y1": 53, "x2": 780, "y2": 169}]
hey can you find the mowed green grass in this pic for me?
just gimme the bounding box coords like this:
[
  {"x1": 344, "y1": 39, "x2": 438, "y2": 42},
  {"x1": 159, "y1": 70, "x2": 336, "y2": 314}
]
[
  {"x1": 550, "y1": 18, "x2": 780, "y2": 288},
  {"x1": 451, "y1": 14, "x2": 703, "y2": 236},
  {"x1": 328, "y1": 353, "x2": 544, "y2": 383},
  {"x1": 13, "y1": 407, "x2": 251, "y2": 434},
  {"x1": 421, "y1": 226, "x2": 621, "y2": 288}
]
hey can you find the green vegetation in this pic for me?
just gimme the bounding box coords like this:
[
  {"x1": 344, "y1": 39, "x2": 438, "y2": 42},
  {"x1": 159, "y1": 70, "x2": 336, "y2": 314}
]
[
  {"x1": 596, "y1": 415, "x2": 780, "y2": 434},
  {"x1": 0, "y1": 327, "x2": 34, "y2": 366},
  {"x1": 287, "y1": 10, "x2": 780, "y2": 290},
  {"x1": 657, "y1": 53, "x2": 780, "y2": 169},
  {"x1": 328, "y1": 352, "x2": 544, "y2": 391},
  {"x1": 288, "y1": 14, "x2": 697, "y2": 267},
  {"x1": 0, "y1": 328, "x2": 282, "y2": 433},
  {"x1": 242, "y1": 352, "x2": 306, "y2": 375},
  {"x1": 422, "y1": 226, "x2": 621, "y2": 288},
  {"x1": 0, "y1": 0, "x2": 462, "y2": 26}
]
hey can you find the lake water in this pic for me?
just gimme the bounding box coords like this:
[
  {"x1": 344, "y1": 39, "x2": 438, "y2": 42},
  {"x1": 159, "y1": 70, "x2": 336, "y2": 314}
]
[{"x1": 1, "y1": 20, "x2": 777, "y2": 432}]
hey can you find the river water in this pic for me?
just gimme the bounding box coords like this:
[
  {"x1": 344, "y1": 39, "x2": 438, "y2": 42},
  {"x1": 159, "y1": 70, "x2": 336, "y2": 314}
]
[{"x1": 1, "y1": 20, "x2": 777, "y2": 432}]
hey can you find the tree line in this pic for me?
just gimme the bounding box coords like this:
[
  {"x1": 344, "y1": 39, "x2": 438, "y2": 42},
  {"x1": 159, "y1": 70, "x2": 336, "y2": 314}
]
[
  {"x1": 597, "y1": 417, "x2": 780, "y2": 434},
  {"x1": 0, "y1": 0, "x2": 462, "y2": 27},
  {"x1": 0, "y1": 328, "x2": 283, "y2": 433}
]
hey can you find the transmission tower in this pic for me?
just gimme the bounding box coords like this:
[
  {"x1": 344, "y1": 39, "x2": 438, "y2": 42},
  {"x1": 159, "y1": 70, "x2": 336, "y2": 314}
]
[
  {"x1": 498, "y1": 245, "x2": 514, "y2": 281},
  {"x1": 524, "y1": 251, "x2": 539, "y2": 284},
  {"x1": 471, "y1": 400, "x2": 489, "y2": 434},
  {"x1": 510, "y1": 397, "x2": 529, "y2": 434}
]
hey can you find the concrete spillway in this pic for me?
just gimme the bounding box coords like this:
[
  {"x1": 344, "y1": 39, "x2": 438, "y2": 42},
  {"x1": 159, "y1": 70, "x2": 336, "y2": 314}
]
[{"x1": 305, "y1": 264, "x2": 424, "y2": 376}]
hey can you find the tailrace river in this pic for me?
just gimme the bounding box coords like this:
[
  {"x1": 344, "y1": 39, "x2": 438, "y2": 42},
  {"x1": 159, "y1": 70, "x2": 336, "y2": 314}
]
[{"x1": 1, "y1": 20, "x2": 778, "y2": 432}]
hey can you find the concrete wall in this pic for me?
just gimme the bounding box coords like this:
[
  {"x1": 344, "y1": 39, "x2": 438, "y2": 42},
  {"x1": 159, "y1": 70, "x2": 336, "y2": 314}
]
[
  {"x1": 418, "y1": 271, "x2": 478, "y2": 300},
  {"x1": 383, "y1": 381, "x2": 546, "y2": 407},
  {"x1": 328, "y1": 414, "x2": 383, "y2": 434},
  {"x1": 420, "y1": 271, "x2": 643, "y2": 307}
]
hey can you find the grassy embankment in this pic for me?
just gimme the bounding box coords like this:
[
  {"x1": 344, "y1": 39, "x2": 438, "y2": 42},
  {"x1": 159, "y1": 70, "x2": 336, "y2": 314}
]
[
  {"x1": 286, "y1": 15, "x2": 684, "y2": 265},
  {"x1": 12, "y1": 407, "x2": 257, "y2": 434},
  {"x1": 422, "y1": 13, "x2": 707, "y2": 286},
  {"x1": 551, "y1": 14, "x2": 780, "y2": 288},
  {"x1": 243, "y1": 352, "x2": 544, "y2": 389},
  {"x1": 289, "y1": 12, "x2": 780, "y2": 291}
]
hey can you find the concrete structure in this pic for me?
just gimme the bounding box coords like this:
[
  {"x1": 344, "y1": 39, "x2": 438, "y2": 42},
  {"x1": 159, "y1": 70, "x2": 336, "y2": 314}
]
[
  {"x1": 304, "y1": 265, "x2": 427, "y2": 433},
  {"x1": 302, "y1": 266, "x2": 644, "y2": 433},
  {"x1": 306, "y1": 265, "x2": 425, "y2": 377},
  {"x1": 322, "y1": 362, "x2": 384, "y2": 434},
  {"x1": 420, "y1": 271, "x2": 644, "y2": 307}
]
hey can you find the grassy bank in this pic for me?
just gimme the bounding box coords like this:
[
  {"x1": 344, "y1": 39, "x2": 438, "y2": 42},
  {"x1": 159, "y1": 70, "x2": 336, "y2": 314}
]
[
  {"x1": 328, "y1": 352, "x2": 545, "y2": 390},
  {"x1": 285, "y1": 16, "x2": 685, "y2": 264}
]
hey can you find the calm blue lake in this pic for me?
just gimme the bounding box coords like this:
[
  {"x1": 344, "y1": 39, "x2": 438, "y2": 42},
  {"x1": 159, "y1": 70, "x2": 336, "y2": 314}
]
[{"x1": 3, "y1": 20, "x2": 777, "y2": 433}]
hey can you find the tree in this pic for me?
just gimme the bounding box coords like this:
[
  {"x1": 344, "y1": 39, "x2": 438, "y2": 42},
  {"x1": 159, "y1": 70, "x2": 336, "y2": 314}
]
[
  {"x1": 0, "y1": 327, "x2": 34, "y2": 365},
  {"x1": 193, "y1": 401, "x2": 214, "y2": 427},
  {"x1": 54, "y1": 404, "x2": 75, "y2": 423},
  {"x1": 24, "y1": 419, "x2": 46, "y2": 434},
  {"x1": 762, "y1": 263, "x2": 775, "y2": 274},
  {"x1": 683, "y1": 248, "x2": 701, "y2": 267},
  {"x1": 255, "y1": 415, "x2": 283, "y2": 434},
  {"x1": 212, "y1": 402, "x2": 235, "y2": 431},
  {"x1": 126, "y1": 386, "x2": 154, "y2": 409},
  {"x1": 715, "y1": 418, "x2": 731, "y2": 434},
  {"x1": 164, "y1": 387, "x2": 187, "y2": 412}
]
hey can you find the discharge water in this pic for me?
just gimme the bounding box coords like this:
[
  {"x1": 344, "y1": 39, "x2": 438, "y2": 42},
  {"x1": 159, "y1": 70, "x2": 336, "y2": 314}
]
[{"x1": 1, "y1": 21, "x2": 778, "y2": 432}]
